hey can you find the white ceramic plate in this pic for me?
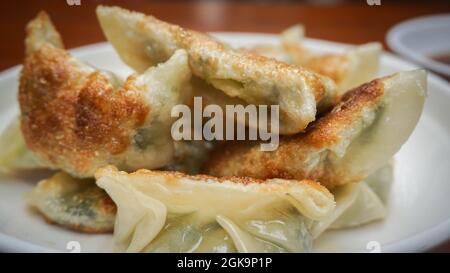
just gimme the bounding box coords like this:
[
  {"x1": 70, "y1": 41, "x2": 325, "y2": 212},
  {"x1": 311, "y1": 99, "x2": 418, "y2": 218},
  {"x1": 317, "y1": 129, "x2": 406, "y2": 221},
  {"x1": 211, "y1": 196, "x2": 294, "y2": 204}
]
[
  {"x1": 387, "y1": 14, "x2": 450, "y2": 77},
  {"x1": 0, "y1": 33, "x2": 450, "y2": 253}
]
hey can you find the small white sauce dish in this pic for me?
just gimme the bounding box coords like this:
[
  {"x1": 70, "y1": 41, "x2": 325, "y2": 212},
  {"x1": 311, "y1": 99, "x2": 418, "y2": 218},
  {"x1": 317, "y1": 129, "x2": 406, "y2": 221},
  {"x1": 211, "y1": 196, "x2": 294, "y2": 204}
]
[{"x1": 387, "y1": 14, "x2": 450, "y2": 78}]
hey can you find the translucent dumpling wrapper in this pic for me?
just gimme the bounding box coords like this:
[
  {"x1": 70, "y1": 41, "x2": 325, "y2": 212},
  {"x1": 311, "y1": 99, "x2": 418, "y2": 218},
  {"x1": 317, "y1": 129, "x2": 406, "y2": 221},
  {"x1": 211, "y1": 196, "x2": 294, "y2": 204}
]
[
  {"x1": 27, "y1": 172, "x2": 116, "y2": 233},
  {"x1": 310, "y1": 183, "x2": 360, "y2": 238},
  {"x1": 95, "y1": 165, "x2": 335, "y2": 253},
  {"x1": 19, "y1": 12, "x2": 192, "y2": 177},
  {"x1": 190, "y1": 76, "x2": 248, "y2": 112},
  {"x1": 0, "y1": 118, "x2": 44, "y2": 172},
  {"x1": 241, "y1": 25, "x2": 311, "y2": 64},
  {"x1": 204, "y1": 70, "x2": 426, "y2": 189},
  {"x1": 96, "y1": 5, "x2": 337, "y2": 134},
  {"x1": 329, "y1": 183, "x2": 385, "y2": 230},
  {"x1": 364, "y1": 161, "x2": 393, "y2": 204},
  {"x1": 328, "y1": 163, "x2": 393, "y2": 230},
  {"x1": 305, "y1": 43, "x2": 381, "y2": 94},
  {"x1": 189, "y1": 77, "x2": 268, "y2": 135},
  {"x1": 310, "y1": 163, "x2": 391, "y2": 237},
  {"x1": 242, "y1": 24, "x2": 381, "y2": 94}
]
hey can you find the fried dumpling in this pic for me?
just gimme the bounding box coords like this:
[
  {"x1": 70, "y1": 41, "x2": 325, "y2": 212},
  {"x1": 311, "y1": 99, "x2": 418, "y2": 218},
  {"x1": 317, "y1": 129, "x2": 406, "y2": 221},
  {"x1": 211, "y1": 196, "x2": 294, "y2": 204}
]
[
  {"x1": 204, "y1": 70, "x2": 426, "y2": 189},
  {"x1": 96, "y1": 6, "x2": 337, "y2": 134},
  {"x1": 0, "y1": 118, "x2": 44, "y2": 172},
  {"x1": 95, "y1": 165, "x2": 335, "y2": 253},
  {"x1": 241, "y1": 25, "x2": 311, "y2": 64},
  {"x1": 19, "y1": 12, "x2": 192, "y2": 177},
  {"x1": 27, "y1": 172, "x2": 116, "y2": 233},
  {"x1": 242, "y1": 25, "x2": 381, "y2": 94},
  {"x1": 305, "y1": 43, "x2": 381, "y2": 94}
]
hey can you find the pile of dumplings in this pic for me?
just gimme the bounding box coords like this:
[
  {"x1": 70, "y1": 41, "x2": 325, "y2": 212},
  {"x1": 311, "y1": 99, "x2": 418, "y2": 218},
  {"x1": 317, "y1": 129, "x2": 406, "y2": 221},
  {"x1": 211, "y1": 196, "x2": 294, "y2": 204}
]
[{"x1": 0, "y1": 6, "x2": 426, "y2": 253}]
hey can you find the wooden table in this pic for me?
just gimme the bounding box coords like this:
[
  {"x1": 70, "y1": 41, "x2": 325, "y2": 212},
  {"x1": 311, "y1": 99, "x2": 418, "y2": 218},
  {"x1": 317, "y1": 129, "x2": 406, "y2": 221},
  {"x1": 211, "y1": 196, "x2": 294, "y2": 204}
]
[
  {"x1": 0, "y1": 0, "x2": 449, "y2": 252},
  {"x1": 1, "y1": 0, "x2": 450, "y2": 70}
]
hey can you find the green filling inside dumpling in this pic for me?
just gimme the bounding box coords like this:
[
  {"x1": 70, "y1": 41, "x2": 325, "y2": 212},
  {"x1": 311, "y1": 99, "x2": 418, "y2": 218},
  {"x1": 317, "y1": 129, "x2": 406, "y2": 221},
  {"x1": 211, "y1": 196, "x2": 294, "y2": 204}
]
[{"x1": 141, "y1": 204, "x2": 313, "y2": 253}]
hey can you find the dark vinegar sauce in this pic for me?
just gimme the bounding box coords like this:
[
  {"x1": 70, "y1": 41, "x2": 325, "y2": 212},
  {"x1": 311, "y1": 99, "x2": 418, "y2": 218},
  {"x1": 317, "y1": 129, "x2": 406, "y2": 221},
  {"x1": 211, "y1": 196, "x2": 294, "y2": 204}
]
[
  {"x1": 429, "y1": 52, "x2": 450, "y2": 81},
  {"x1": 430, "y1": 52, "x2": 450, "y2": 66}
]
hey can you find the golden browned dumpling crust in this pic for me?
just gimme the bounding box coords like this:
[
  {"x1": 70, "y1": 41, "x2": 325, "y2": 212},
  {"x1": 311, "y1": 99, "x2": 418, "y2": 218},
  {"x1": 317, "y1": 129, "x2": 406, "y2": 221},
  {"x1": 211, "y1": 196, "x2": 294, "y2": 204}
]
[
  {"x1": 27, "y1": 172, "x2": 116, "y2": 233},
  {"x1": 240, "y1": 24, "x2": 381, "y2": 95},
  {"x1": 204, "y1": 70, "x2": 426, "y2": 189},
  {"x1": 20, "y1": 41, "x2": 149, "y2": 176},
  {"x1": 203, "y1": 80, "x2": 383, "y2": 188},
  {"x1": 19, "y1": 12, "x2": 191, "y2": 177},
  {"x1": 97, "y1": 6, "x2": 338, "y2": 134}
]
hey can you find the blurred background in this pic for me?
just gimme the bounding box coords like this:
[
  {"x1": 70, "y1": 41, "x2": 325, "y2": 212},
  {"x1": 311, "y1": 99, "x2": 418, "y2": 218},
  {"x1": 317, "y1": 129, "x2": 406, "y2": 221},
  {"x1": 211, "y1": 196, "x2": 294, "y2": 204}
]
[
  {"x1": 0, "y1": 0, "x2": 449, "y2": 252},
  {"x1": 0, "y1": 0, "x2": 449, "y2": 71}
]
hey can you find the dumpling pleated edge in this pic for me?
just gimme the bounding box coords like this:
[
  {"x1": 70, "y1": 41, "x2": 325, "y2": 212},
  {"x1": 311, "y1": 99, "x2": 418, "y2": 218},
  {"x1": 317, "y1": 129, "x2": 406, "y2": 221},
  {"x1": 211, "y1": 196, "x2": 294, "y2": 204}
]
[{"x1": 95, "y1": 165, "x2": 335, "y2": 253}]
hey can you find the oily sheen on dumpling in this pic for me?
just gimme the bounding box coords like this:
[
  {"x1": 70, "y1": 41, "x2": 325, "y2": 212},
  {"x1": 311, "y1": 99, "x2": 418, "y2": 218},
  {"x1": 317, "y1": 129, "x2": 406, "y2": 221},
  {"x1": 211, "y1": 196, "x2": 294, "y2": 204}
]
[
  {"x1": 96, "y1": 5, "x2": 337, "y2": 134},
  {"x1": 95, "y1": 165, "x2": 335, "y2": 253},
  {"x1": 19, "y1": 12, "x2": 192, "y2": 177}
]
